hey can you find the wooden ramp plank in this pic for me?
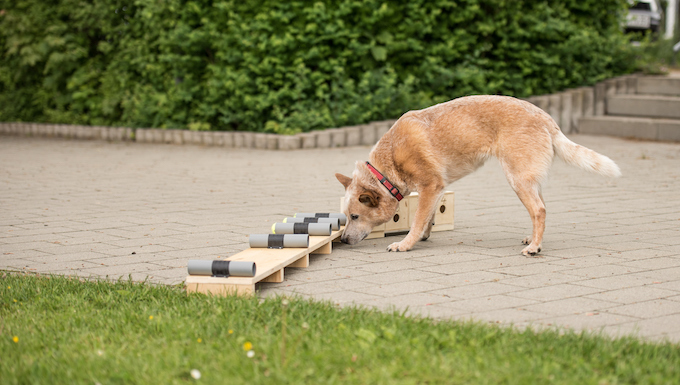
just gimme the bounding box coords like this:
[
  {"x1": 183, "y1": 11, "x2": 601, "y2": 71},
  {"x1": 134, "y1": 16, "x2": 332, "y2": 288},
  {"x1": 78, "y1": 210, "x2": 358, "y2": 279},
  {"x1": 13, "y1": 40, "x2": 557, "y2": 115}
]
[{"x1": 186, "y1": 229, "x2": 342, "y2": 295}]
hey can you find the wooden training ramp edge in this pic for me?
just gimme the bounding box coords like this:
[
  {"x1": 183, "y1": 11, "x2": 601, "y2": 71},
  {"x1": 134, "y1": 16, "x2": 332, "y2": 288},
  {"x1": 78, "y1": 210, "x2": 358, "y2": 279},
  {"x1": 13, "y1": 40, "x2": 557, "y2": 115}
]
[{"x1": 186, "y1": 229, "x2": 343, "y2": 296}]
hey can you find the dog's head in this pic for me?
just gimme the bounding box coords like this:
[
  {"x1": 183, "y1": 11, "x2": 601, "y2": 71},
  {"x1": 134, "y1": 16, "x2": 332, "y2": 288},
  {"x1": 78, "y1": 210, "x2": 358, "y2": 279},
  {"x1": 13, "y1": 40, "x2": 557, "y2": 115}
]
[{"x1": 336, "y1": 161, "x2": 399, "y2": 245}]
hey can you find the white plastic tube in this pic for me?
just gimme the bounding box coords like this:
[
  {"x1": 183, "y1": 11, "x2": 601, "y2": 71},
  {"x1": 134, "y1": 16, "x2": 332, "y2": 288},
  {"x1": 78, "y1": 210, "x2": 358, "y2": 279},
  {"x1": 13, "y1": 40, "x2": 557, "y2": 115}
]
[
  {"x1": 294, "y1": 212, "x2": 347, "y2": 225},
  {"x1": 272, "y1": 222, "x2": 332, "y2": 236},
  {"x1": 187, "y1": 260, "x2": 256, "y2": 277},
  {"x1": 283, "y1": 217, "x2": 340, "y2": 230},
  {"x1": 249, "y1": 234, "x2": 309, "y2": 248}
]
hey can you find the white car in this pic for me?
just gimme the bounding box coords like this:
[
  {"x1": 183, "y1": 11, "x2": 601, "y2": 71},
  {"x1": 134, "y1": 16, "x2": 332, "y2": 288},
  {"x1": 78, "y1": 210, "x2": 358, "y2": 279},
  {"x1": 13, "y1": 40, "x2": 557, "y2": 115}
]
[{"x1": 626, "y1": 0, "x2": 663, "y2": 33}]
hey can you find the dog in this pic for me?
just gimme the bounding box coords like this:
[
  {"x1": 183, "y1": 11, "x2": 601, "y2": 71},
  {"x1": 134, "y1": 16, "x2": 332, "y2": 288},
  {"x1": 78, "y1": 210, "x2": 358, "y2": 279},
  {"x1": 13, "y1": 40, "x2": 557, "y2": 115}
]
[{"x1": 335, "y1": 95, "x2": 621, "y2": 256}]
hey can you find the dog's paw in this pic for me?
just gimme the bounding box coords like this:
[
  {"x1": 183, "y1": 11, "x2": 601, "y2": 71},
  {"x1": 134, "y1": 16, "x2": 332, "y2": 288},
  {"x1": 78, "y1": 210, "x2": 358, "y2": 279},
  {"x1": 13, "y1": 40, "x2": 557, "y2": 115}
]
[
  {"x1": 521, "y1": 244, "x2": 542, "y2": 256},
  {"x1": 387, "y1": 241, "x2": 412, "y2": 252},
  {"x1": 522, "y1": 236, "x2": 531, "y2": 245}
]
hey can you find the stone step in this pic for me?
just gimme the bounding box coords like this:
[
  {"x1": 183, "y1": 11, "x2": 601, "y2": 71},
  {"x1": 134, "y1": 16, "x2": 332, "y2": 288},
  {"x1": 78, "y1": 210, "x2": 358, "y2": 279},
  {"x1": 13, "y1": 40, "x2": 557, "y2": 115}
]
[
  {"x1": 607, "y1": 94, "x2": 680, "y2": 119},
  {"x1": 578, "y1": 116, "x2": 680, "y2": 142},
  {"x1": 636, "y1": 76, "x2": 680, "y2": 96}
]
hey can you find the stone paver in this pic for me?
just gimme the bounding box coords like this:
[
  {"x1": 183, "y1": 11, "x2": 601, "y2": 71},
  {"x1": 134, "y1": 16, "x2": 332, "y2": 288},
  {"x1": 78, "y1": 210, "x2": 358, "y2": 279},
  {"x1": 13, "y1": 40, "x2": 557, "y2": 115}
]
[{"x1": 1, "y1": 135, "x2": 680, "y2": 343}]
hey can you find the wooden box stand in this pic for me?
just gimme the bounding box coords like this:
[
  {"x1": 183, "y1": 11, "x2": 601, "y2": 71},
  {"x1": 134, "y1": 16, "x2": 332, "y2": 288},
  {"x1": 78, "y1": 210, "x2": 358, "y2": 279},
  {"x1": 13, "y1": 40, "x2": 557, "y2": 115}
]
[{"x1": 340, "y1": 191, "x2": 454, "y2": 239}]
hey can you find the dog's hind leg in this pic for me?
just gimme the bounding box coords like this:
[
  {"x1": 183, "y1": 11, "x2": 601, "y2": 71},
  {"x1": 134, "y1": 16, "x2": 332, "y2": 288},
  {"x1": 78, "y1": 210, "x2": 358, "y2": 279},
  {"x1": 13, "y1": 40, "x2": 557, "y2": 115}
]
[
  {"x1": 511, "y1": 181, "x2": 546, "y2": 256},
  {"x1": 514, "y1": 185, "x2": 546, "y2": 256},
  {"x1": 521, "y1": 191, "x2": 545, "y2": 246},
  {"x1": 500, "y1": 159, "x2": 549, "y2": 256}
]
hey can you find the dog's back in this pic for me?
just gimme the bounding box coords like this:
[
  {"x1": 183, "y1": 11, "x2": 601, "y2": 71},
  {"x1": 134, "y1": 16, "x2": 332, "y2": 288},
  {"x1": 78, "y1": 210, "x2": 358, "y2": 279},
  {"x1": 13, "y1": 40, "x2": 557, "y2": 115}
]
[{"x1": 378, "y1": 95, "x2": 620, "y2": 181}]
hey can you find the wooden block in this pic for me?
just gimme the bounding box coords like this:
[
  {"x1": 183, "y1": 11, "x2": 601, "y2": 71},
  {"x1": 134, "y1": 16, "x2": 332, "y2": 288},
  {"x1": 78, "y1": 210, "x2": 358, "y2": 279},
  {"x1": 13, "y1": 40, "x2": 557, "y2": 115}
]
[
  {"x1": 185, "y1": 276, "x2": 255, "y2": 296},
  {"x1": 289, "y1": 254, "x2": 309, "y2": 268},
  {"x1": 312, "y1": 240, "x2": 332, "y2": 255},
  {"x1": 261, "y1": 269, "x2": 284, "y2": 283}
]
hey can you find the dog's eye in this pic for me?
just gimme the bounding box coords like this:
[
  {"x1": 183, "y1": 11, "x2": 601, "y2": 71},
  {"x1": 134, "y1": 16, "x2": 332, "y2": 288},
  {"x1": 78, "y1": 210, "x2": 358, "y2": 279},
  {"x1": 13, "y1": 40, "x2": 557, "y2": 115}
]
[{"x1": 350, "y1": 214, "x2": 359, "y2": 221}]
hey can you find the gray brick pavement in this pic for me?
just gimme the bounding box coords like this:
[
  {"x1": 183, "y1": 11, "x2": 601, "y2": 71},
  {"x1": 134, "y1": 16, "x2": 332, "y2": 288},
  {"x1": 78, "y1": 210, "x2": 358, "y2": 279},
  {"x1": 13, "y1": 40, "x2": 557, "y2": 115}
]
[{"x1": 1, "y1": 135, "x2": 679, "y2": 343}]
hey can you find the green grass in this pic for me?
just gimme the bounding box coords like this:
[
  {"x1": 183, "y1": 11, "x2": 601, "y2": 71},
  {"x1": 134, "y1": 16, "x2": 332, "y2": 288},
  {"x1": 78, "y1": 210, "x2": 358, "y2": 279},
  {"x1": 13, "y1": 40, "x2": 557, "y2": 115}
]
[{"x1": 1, "y1": 273, "x2": 678, "y2": 384}]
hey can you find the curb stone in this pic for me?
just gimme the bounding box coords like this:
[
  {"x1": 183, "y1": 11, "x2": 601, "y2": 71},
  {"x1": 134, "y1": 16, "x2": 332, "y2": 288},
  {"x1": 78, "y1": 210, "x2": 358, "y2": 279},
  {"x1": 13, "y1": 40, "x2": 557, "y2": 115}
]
[
  {"x1": 344, "y1": 126, "x2": 362, "y2": 147},
  {"x1": 279, "y1": 135, "x2": 302, "y2": 150},
  {"x1": 299, "y1": 132, "x2": 317, "y2": 149},
  {"x1": 560, "y1": 91, "x2": 573, "y2": 134},
  {"x1": 329, "y1": 128, "x2": 346, "y2": 148},
  {"x1": 360, "y1": 124, "x2": 376, "y2": 146},
  {"x1": 316, "y1": 130, "x2": 332, "y2": 148}
]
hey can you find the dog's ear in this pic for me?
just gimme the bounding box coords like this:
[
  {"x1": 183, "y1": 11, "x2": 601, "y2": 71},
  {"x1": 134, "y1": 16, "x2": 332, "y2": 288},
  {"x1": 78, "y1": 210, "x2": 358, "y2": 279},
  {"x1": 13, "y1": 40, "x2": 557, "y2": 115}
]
[
  {"x1": 335, "y1": 173, "x2": 353, "y2": 190},
  {"x1": 358, "y1": 191, "x2": 379, "y2": 207}
]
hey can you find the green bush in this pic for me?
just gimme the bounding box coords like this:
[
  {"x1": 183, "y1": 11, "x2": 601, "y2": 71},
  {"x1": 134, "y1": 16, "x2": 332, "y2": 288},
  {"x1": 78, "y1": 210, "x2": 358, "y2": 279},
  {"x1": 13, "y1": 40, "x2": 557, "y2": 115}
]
[
  {"x1": 0, "y1": 0, "x2": 635, "y2": 133},
  {"x1": 628, "y1": 33, "x2": 680, "y2": 74}
]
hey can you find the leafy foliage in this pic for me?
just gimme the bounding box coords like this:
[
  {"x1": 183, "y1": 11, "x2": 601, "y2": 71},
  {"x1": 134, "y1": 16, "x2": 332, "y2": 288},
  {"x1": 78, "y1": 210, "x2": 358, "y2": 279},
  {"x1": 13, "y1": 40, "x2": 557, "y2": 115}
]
[
  {"x1": 627, "y1": 32, "x2": 680, "y2": 74},
  {"x1": 0, "y1": 0, "x2": 635, "y2": 132}
]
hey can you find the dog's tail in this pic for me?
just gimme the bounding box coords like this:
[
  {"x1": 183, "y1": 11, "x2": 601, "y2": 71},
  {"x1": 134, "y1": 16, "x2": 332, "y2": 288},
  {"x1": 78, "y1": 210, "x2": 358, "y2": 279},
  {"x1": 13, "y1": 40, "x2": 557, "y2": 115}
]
[{"x1": 552, "y1": 130, "x2": 621, "y2": 178}]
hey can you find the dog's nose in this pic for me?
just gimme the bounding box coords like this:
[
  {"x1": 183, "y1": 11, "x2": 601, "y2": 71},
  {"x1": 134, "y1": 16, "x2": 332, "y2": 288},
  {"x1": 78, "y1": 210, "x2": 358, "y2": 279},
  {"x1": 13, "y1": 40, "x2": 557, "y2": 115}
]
[
  {"x1": 350, "y1": 214, "x2": 359, "y2": 221},
  {"x1": 340, "y1": 234, "x2": 350, "y2": 244}
]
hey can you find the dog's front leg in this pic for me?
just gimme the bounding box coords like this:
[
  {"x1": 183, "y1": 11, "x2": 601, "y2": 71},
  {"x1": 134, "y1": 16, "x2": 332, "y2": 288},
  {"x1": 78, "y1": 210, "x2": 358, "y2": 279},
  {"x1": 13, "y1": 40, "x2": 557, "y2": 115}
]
[{"x1": 387, "y1": 187, "x2": 443, "y2": 252}]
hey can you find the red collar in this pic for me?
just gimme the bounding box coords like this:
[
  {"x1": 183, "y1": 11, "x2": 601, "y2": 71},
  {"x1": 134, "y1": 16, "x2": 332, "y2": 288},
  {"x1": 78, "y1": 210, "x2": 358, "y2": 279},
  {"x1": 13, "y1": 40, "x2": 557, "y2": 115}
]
[{"x1": 365, "y1": 161, "x2": 404, "y2": 201}]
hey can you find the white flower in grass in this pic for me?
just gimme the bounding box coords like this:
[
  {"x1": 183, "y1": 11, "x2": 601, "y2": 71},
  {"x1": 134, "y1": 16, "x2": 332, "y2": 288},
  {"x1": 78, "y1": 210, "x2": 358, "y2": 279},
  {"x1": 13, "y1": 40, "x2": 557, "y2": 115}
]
[
  {"x1": 190, "y1": 369, "x2": 201, "y2": 380},
  {"x1": 247, "y1": 350, "x2": 255, "y2": 358}
]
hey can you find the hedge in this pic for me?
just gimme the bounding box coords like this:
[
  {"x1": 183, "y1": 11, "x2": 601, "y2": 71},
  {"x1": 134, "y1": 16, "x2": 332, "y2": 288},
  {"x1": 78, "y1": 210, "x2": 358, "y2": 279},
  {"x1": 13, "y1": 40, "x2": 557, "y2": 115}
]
[{"x1": 0, "y1": 0, "x2": 635, "y2": 133}]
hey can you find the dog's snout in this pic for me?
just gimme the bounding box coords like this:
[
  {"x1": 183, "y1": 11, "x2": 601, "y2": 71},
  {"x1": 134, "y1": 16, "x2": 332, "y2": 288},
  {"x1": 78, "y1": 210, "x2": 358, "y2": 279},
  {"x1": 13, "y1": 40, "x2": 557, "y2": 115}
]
[
  {"x1": 350, "y1": 214, "x2": 359, "y2": 221},
  {"x1": 340, "y1": 230, "x2": 354, "y2": 244}
]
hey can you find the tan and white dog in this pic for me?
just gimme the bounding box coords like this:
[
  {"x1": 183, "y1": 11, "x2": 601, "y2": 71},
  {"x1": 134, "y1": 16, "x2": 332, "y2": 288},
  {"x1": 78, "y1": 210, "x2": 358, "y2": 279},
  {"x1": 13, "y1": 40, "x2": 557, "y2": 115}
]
[{"x1": 336, "y1": 95, "x2": 621, "y2": 256}]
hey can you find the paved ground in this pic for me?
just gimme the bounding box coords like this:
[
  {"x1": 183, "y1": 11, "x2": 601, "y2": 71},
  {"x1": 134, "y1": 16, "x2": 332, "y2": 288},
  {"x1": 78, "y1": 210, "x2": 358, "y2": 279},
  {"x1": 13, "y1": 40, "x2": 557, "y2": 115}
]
[{"x1": 1, "y1": 135, "x2": 679, "y2": 343}]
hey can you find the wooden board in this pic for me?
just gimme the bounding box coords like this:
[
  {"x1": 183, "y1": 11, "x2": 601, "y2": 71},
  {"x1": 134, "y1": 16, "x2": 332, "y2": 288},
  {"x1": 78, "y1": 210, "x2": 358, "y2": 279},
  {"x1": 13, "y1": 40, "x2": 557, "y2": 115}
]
[{"x1": 186, "y1": 229, "x2": 342, "y2": 296}]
